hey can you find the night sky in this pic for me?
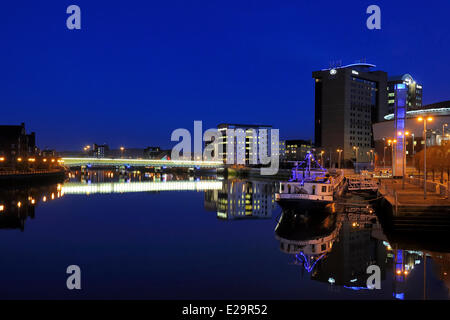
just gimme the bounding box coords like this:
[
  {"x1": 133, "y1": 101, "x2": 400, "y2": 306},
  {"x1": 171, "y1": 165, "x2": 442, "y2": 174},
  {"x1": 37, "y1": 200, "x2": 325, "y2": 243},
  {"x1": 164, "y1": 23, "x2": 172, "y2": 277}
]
[{"x1": 1, "y1": 0, "x2": 449, "y2": 151}]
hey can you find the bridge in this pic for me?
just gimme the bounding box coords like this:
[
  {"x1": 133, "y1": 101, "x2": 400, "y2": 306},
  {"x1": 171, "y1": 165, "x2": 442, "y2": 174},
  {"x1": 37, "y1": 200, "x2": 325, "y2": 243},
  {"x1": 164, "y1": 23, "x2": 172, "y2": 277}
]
[{"x1": 61, "y1": 157, "x2": 224, "y2": 169}]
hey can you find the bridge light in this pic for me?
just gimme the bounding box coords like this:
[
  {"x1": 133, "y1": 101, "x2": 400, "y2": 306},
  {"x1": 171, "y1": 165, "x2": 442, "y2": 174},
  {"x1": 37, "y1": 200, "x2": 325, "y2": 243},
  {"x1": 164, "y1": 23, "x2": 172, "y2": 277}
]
[{"x1": 0, "y1": 157, "x2": 4, "y2": 162}]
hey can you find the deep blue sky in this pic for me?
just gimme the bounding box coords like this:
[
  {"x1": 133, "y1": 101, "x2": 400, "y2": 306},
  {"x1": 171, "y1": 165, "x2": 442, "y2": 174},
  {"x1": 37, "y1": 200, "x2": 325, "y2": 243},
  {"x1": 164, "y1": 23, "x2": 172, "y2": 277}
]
[{"x1": 1, "y1": 0, "x2": 449, "y2": 150}]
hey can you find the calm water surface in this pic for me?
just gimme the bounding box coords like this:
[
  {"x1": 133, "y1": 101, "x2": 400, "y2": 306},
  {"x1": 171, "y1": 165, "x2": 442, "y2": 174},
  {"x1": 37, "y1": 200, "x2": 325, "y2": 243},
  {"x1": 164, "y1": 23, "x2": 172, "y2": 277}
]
[{"x1": 0, "y1": 171, "x2": 449, "y2": 299}]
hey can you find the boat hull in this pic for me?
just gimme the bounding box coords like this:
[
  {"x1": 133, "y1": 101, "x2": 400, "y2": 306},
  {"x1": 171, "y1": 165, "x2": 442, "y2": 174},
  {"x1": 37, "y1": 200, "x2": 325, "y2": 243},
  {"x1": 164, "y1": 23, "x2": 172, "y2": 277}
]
[{"x1": 276, "y1": 197, "x2": 333, "y2": 211}]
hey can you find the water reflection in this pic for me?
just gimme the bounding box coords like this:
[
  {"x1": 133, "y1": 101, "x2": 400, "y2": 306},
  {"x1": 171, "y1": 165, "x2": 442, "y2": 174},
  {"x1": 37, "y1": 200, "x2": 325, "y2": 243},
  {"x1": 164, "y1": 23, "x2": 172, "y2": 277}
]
[
  {"x1": 275, "y1": 203, "x2": 450, "y2": 299},
  {"x1": 204, "y1": 179, "x2": 278, "y2": 220},
  {"x1": 0, "y1": 171, "x2": 449, "y2": 299},
  {"x1": 0, "y1": 183, "x2": 64, "y2": 231},
  {"x1": 63, "y1": 170, "x2": 223, "y2": 194}
]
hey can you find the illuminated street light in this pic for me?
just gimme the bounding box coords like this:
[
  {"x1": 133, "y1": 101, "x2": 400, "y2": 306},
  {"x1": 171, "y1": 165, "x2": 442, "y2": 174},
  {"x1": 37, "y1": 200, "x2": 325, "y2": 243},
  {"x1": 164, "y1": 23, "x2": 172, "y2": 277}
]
[
  {"x1": 336, "y1": 149, "x2": 343, "y2": 169},
  {"x1": 398, "y1": 131, "x2": 410, "y2": 189},
  {"x1": 418, "y1": 116, "x2": 432, "y2": 199},
  {"x1": 353, "y1": 146, "x2": 359, "y2": 170}
]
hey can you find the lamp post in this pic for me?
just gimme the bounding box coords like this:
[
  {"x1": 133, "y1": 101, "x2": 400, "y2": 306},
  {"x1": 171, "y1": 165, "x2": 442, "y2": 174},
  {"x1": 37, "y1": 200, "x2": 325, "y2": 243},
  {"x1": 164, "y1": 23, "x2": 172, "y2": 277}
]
[
  {"x1": 398, "y1": 131, "x2": 410, "y2": 190},
  {"x1": 337, "y1": 149, "x2": 343, "y2": 169},
  {"x1": 320, "y1": 150, "x2": 324, "y2": 168},
  {"x1": 387, "y1": 139, "x2": 397, "y2": 174},
  {"x1": 120, "y1": 146, "x2": 125, "y2": 159},
  {"x1": 370, "y1": 149, "x2": 374, "y2": 168},
  {"x1": 353, "y1": 146, "x2": 359, "y2": 172},
  {"x1": 418, "y1": 117, "x2": 433, "y2": 199}
]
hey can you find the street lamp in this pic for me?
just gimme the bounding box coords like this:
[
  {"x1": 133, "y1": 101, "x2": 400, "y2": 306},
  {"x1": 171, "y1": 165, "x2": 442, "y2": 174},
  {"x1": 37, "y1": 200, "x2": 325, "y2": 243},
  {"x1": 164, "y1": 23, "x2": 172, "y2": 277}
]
[
  {"x1": 370, "y1": 149, "x2": 374, "y2": 167},
  {"x1": 353, "y1": 146, "x2": 359, "y2": 172},
  {"x1": 336, "y1": 149, "x2": 343, "y2": 169},
  {"x1": 320, "y1": 150, "x2": 325, "y2": 167},
  {"x1": 387, "y1": 139, "x2": 397, "y2": 173},
  {"x1": 120, "y1": 146, "x2": 125, "y2": 158},
  {"x1": 398, "y1": 131, "x2": 410, "y2": 189},
  {"x1": 418, "y1": 116, "x2": 433, "y2": 199}
]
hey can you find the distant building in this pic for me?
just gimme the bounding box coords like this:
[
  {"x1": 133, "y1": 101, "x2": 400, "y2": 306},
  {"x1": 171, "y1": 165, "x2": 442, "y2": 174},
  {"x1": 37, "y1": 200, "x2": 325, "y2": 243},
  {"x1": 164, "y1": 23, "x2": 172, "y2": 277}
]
[
  {"x1": 217, "y1": 123, "x2": 273, "y2": 165},
  {"x1": 284, "y1": 139, "x2": 313, "y2": 161},
  {"x1": 0, "y1": 123, "x2": 37, "y2": 166},
  {"x1": 144, "y1": 147, "x2": 161, "y2": 159},
  {"x1": 279, "y1": 140, "x2": 286, "y2": 161},
  {"x1": 93, "y1": 144, "x2": 109, "y2": 158},
  {"x1": 387, "y1": 74, "x2": 423, "y2": 115},
  {"x1": 313, "y1": 63, "x2": 388, "y2": 165}
]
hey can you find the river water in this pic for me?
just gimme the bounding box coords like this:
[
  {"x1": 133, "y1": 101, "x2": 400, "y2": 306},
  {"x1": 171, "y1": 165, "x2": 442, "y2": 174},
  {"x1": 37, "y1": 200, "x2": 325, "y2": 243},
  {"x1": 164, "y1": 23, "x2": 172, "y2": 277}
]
[{"x1": 0, "y1": 170, "x2": 448, "y2": 299}]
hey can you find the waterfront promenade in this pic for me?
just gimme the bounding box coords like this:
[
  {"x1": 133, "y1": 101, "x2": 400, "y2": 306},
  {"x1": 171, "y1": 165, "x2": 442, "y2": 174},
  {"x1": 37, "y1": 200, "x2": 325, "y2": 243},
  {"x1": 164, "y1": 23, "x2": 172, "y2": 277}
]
[{"x1": 379, "y1": 178, "x2": 450, "y2": 215}]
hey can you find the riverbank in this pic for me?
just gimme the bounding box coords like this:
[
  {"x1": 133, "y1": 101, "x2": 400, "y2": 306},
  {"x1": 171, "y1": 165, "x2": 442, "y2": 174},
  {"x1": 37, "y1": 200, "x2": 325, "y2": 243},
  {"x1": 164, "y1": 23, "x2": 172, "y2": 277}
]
[{"x1": 0, "y1": 169, "x2": 66, "y2": 186}]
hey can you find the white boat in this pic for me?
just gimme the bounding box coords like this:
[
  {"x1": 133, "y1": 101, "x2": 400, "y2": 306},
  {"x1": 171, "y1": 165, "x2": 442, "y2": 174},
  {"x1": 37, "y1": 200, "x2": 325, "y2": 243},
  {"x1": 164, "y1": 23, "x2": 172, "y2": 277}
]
[{"x1": 276, "y1": 153, "x2": 344, "y2": 208}]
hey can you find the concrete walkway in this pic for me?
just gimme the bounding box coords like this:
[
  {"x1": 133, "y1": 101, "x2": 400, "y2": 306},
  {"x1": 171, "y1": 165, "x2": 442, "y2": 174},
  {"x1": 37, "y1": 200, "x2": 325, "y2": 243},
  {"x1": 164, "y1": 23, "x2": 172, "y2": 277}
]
[{"x1": 380, "y1": 179, "x2": 450, "y2": 206}]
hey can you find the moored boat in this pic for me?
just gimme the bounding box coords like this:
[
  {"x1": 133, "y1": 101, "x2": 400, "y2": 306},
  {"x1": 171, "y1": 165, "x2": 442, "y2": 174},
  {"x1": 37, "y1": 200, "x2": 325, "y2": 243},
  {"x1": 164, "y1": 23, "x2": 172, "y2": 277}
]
[{"x1": 275, "y1": 153, "x2": 344, "y2": 209}]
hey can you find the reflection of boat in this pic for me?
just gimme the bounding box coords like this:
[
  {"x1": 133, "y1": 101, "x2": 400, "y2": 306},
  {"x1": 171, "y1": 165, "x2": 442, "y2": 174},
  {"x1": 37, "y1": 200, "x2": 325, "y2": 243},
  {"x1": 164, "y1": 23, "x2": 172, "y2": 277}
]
[
  {"x1": 275, "y1": 153, "x2": 344, "y2": 209},
  {"x1": 275, "y1": 208, "x2": 341, "y2": 272}
]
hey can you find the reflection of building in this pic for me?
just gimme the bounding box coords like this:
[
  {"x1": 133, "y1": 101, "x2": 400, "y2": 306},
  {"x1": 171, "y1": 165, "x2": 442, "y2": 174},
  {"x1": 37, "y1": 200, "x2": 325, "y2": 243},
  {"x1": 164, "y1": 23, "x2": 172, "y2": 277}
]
[
  {"x1": 204, "y1": 180, "x2": 277, "y2": 220},
  {"x1": 429, "y1": 252, "x2": 450, "y2": 294},
  {"x1": 311, "y1": 213, "x2": 387, "y2": 288},
  {"x1": 275, "y1": 209, "x2": 390, "y2": 290},
  {"x1": 0, "y1": 184, "x2": 63, "y2": 231},
  {"x1": 313, "y1": 63, "x2": 388, "y2": 165},
  {"x1": 217, "y1": 124, "x2": 272, "y2": 165}
]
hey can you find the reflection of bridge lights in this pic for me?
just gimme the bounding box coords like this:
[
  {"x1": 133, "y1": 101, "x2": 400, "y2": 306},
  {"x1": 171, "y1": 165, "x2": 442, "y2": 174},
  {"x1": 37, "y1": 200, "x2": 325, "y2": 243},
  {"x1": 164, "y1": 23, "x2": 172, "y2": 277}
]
[{"x1": 61, "y1": 180, "x2": 223, "y2": 195}]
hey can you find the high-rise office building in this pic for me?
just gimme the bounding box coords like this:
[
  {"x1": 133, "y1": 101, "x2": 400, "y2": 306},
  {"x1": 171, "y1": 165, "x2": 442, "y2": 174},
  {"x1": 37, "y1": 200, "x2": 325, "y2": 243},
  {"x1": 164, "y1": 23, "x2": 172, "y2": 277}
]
[
  {"x1": 313, "y1": 63, "x2": 388, "y2": 165},
  {"x1": 387, "y1": 74, "x2": 423, "y2": 114}
]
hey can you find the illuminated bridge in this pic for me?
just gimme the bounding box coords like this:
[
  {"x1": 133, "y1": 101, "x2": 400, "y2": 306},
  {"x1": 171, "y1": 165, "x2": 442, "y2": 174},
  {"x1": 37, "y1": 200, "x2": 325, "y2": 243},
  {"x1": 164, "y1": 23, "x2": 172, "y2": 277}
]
[
  {"x1": 61, "y1": 180, "x2": 223, "y2": 195},
  {"x1": 61, "y1": 157, "x2": 224, "y2": 169}
]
